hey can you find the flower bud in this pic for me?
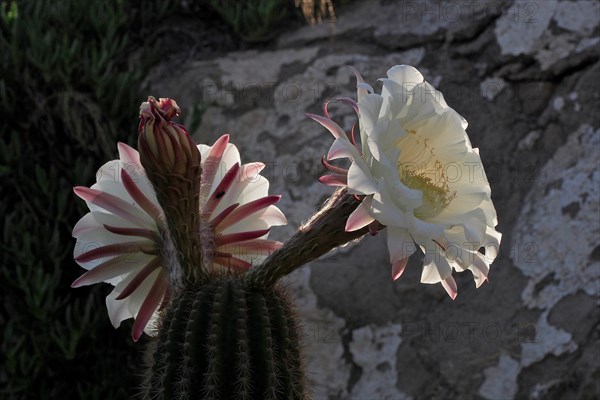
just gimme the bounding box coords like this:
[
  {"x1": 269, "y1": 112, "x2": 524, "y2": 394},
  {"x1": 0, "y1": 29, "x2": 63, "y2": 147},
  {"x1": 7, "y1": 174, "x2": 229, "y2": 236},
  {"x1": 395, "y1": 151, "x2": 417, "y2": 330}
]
[
  {"x1": 138, "y1": 97, "x2": 199, "y2": 176},
  {"x1": 138, "y1": 97, "x2": 204, "y2": 282}
]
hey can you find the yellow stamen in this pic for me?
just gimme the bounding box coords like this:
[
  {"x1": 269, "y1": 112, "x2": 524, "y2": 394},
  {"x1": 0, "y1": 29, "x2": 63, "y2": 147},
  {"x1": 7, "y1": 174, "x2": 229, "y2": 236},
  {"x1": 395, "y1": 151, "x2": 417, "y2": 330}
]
[{"x1": 397, "y1": 131, "x2": 455, "y2": 219}]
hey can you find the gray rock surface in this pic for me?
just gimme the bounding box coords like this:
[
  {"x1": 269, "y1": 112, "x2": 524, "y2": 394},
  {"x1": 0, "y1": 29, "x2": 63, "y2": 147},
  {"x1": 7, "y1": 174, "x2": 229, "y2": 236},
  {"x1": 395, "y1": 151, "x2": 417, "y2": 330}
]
[{"x1": 149, "y1": 1, "x2": 600, "y2": 398}]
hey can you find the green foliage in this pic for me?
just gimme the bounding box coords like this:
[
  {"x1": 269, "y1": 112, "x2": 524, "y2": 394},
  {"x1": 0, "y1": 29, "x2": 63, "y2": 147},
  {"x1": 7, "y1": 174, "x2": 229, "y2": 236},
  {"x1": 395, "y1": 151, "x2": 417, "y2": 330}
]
[
  {"x1": 144, "y1": 277, "x2": 305, "y2": 400},
  {"x1": 0, "y1": 0, "x2": 176, "y2": 398},
  {"x1": 209, "y1": 0, "x2": 291, "y2": 42}
]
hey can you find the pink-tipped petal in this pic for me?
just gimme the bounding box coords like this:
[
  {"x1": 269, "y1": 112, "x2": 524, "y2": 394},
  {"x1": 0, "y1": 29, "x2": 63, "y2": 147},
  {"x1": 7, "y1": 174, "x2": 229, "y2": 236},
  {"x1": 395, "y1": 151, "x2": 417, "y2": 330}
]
[
  {"x1": 74, "y1": 186, "x2": 150, "y2": 228},
  {"x1": 327, "y1": 138, "x2": 360, "y2": 161},
  {"x1": 115, "y1": 257, "x2": 162, "y2": 300},
  {"x1": 473, "y1": 273, "x2": 488, "y2": 289},
  {"x1": 259, "y1": 206, "x2": 287, "y2": 226},
  {"x1": 347, "y1": 65, "x2": 368, "y2": 99},
  {"x1": 345, "y1": 197, "x2": 375, "y2": 231},
  {"x1": 72, "y1": 256, "x2": 143, "y2": 288},
  {"x1": 240, "y1": 162, "x2": 265, "y2": 181},
  {"x1": 392, "y1": 257, "x2": 409, "y2": 281},
  {"x1": 117, "y1": 142, "x2": 141, "y2": 167},
  {"x1": 321, "y1": 156, "x2": 349, "y2": 175},
  {"x1": 132, "y1": 269, "x2": 168, "y2": 342},
  {"x1": 441, "y1": 276, "x2": 458, "y2": 300},
  {"x1": 349, "y1": 124, "x2": 360, "y2": 152},
  {"x1": 323, "y1": 100, "x2": 332, "y2": 118},
  {"x1": 201, "y1": 134, "x2": 230, "y2": 195},
  {"x1": 204, "y1": 162, "x2": 241, "y2": 217},
  {"x1": 216, "y1": 195, "x2": 281, "y2": 232},
  {"x1": 103, "y1": 225, "x2": 158, "y2": 241},
  {"x1": 305, "y1": 113, "x2": 348, "y2": 140},
  {"x1": 120, "y1": 169, "x2": 161, "y2": 221},
  {"x1": 471, "y1": 252, "x2": 490, "y2": 288},
  {"x1": 319, "y1": 174, "x2": 348, "y2": 187},
  {"x1": 356, "y1": 82, "x2": 375, "y2": 94},
  {"x1": 336, "y1": 96, "x2": 359, "y2": 115},
  {"x1": 209, "y1": 203, "x2": 239, "y2": 228},
  {"x1": 214, "y1": 229, "x2": 270, "y2": 247},
  {"x1": 209, "y1": 162, "x2": 265, "y2": 217},
  {"x1": 74, "y1": 242, "x2": 152, "y2": 263}
]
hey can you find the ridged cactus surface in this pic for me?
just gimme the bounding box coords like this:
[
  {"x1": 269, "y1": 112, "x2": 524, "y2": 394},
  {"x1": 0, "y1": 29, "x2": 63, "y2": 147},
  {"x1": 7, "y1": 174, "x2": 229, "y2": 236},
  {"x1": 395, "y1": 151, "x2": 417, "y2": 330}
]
[{"x1": 144, "y1": 277, "x2": 305, "y2": 400}]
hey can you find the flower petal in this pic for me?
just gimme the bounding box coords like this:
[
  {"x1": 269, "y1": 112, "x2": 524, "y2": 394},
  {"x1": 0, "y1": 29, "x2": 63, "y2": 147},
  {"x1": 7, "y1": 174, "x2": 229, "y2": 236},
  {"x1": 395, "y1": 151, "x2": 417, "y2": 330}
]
[
  {"x1": 120, "y1": 168, "x2": 161, "y2": 221},
  {"x1": 328, "y1": 138, "x2": 360, "y2": 161},
  {"x1": 74, "y1": 186, "x2": 153, "y2": 229},
  {"x1": 441, "y1": 275, "x2": 458, "y2": 300},
  {"x1": 386, "y1": 227, "x2": 417, "y2": 263},
  {"x1": 131, "y1": 268, "x2": 168, "y2": 341},
  {"x1": 357, "y1": 93, "x2": 384, "y2": 136},
  {"x1": 369, "y1": 186, "x2": 412, "y2": 227},
  {"x1": 348, "y1": 65, "x2": 371, "y2": 99},
  {"x1": 74, "y1": 241, "x2": 154, "y2": 263},
  {"x1": 209, "y1": 203, "x2": 239, "y2": 229},
  {"x1": 319, "y1": 174, "x2": 348, "y2": 187},
  {"x1": 71, "y1": 253, "x2": 155, "y2": 287},
  {"x1": 335, "y1": 96, "x2": 359, "y2": 115},
  {"x1": 392, "y1": 257, "x2": 409, "y2": 281},
  {"x1": 234, "y1": 175, "x2": 271, "y2": 205},
  {"x1": 386, "y1": 65, "x2": 424, "y2": 87},
  {"x1": 215, "y1": 195, "x2": 281, "y2": 233},
  {"x1": 214, "y1": 229, "x2": 271, "y2": 247},
  {"x1": 306, "y1": 113, "x2": 348, "y2": 140},
  {"x1": 114, "y1": 257, "x2": 162, "y2": 300},
  {"x1": 105, "y1": 267, "x2": 162, "y2": 331},
  {"x1": 345, "y1": 196, "x2": 375, "y2": 232},
  {"x1": 210, "y1": 162, "x2": 265, "y2": 218},
  {"x1": 117, "y1": 142, "x2": 141, "y2": 167},
  {"x1": 421, "y1": 251, "x2": 452, "y2": 284},
  {"x1": 347, "y1": 159, "x2": 378, "y2": 195},
  {"x1": 219, "y1": 205, "x2": 286, "y2": 235},
  {"x1": 203, "y1": 162, "x2": 241, "y2": 217},
  {"x1": 469, "y1": 252, "x2": 490, "y2": 288},
  {"x1": 200, "y1": 134, "x2": 230, "y2": 197}
]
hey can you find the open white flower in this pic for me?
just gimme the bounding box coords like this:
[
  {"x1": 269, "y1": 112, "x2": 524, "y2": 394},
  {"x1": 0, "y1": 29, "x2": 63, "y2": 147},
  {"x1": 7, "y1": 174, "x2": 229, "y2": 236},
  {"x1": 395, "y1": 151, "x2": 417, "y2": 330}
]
[
  {"x1": 72, "y1": 114, "x2": 286, "y2": 340},
  {"x1": 309, "y1": 65, "x2": 501, "y2": 299}
]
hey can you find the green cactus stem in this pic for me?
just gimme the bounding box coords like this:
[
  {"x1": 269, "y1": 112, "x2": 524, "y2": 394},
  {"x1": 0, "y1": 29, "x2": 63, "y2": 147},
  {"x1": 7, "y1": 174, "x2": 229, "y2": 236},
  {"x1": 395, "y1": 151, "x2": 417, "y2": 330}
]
[{"x1": 144, "y1": 276, "x2": 305, "y2": 400}]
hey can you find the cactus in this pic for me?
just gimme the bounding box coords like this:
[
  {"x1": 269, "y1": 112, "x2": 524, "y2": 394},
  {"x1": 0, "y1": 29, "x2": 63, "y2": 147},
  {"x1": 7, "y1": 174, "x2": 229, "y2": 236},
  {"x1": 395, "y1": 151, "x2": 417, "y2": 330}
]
[
  {"x1": 139, "y1": 185, "x2": 369, "y2": 399},
  {"x1": 144, "y1": 277, "x2": 305, "y2": 400},
  {"x1": 72, "y1": 97, "x2": 369, "y2": 399}
]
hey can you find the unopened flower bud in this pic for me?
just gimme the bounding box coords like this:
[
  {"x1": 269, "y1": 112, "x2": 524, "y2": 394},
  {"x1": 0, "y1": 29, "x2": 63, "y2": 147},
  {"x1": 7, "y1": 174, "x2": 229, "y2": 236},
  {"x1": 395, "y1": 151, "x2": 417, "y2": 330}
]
[{"x1": 138, "y1": 96, "x2": 199, "y2": 175}]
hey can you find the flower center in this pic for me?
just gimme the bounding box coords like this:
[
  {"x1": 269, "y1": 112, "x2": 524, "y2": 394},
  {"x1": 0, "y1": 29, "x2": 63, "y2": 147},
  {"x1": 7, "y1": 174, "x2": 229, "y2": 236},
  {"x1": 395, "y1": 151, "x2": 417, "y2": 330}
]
[{"x1": 396, "y1": 131, "x2": 455, "y2": 219}]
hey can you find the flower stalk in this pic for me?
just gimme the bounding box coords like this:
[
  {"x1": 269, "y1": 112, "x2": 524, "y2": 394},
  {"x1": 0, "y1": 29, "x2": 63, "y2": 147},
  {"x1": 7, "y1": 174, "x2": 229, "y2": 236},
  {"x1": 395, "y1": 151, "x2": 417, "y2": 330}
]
[
  {"x1": 248, "y1": 188, "x2": 371, "y2": 288},
  {"x1": 138, "y1": 97, "x2": 205, "y2": 285}
]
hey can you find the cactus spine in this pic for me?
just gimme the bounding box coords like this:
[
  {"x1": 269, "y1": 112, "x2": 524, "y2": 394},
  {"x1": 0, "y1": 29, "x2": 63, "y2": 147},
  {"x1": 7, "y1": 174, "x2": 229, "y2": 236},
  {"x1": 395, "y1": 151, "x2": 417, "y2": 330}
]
[{"x1": 144, "y1": 277, "x2": 305, "y2": 400}]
